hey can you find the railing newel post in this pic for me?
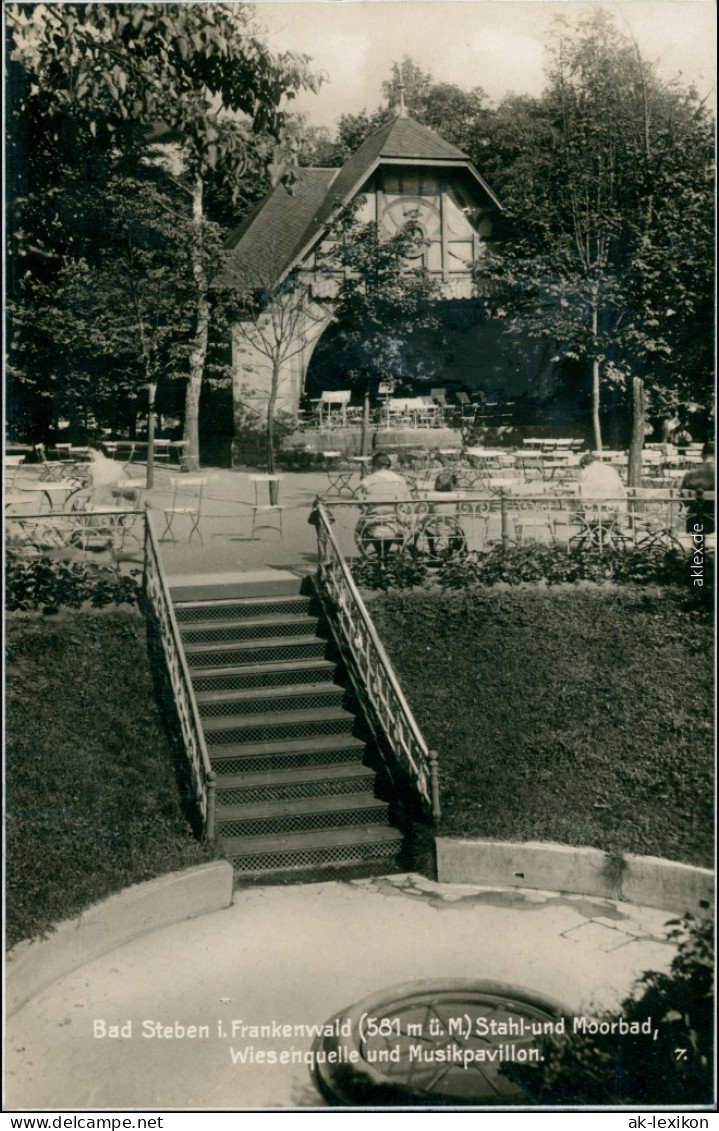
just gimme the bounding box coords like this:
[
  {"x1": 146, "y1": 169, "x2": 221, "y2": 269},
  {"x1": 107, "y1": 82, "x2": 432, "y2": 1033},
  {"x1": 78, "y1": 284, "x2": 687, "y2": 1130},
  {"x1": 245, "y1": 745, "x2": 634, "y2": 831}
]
[
  {"x1": 206, "y1": 769, "x2": 217, "y2": 843},
  {"x1": 500, "y1": 490, "x2": 510, "y2": 553},
  {"x1": 429, "y1": 749, "x2": 441, "y2": 820}
]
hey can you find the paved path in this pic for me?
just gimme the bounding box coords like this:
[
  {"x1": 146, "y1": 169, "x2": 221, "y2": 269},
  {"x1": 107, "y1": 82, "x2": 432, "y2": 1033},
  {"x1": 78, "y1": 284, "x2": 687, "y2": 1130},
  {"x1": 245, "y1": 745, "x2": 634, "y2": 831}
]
[{"x1": 5, "y1": 874, "x2": 677, "y2": 1110}]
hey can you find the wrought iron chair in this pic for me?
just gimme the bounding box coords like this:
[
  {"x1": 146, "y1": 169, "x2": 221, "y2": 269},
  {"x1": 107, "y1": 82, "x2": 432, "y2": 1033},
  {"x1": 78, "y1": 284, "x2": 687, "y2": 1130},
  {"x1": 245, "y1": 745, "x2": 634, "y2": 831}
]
[
  {"x1": 248, "y1": 474, "x2": 284, "y2": 538},
  {"x1": 157, "y1": 475, "x2": 206, "y2": 543},
  {"x1": 34, "y1": 443, "x2": 67, "y2": 482},
  {"x1": 627, "y1": 488, "x2": 684, "y2": 552}
]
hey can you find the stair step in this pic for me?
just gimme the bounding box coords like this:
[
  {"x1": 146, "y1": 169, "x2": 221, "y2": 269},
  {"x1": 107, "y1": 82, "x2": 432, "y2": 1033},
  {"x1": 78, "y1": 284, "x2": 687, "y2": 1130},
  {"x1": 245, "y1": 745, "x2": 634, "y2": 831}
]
[
  {"x1": 218, "y1": 791, "x2": 385, "y2": 822},
  {"x1": 203, "y1": 706, "x2": 357, "y2": 746},
  {"x1": 185, "y1": 636, "x2": 330, "y2": 666},
  {"x1": 221, "y1": 823, "x2": 403, "y2": 859},
  {"x1": 216, "y1": 762, "x2": 376, "y2": 791},
  {"x1": 209, "y1": 733, "x2": 368, "y2": 774},
  {"x1": 215, "y1": 762, "x2": 376, "y2": 804},
  {"x1": 168, "y1": 570, "x2": 303, "y2": 602},
  {"x1": 174, "y1": 594, "x2": 316, "y2": 622},
  {"x1": 217, "y1": 793, "x2": 389, "y2": 837},
  {"x1": 179, "y1": 614, "x2": 322, "y2": 644},
  {"x1": 191, "y1": 658, "x2": 338, "y2": 692},
  {"x1": 197, "y1": 681, "x2": 345, "y2": 717}
]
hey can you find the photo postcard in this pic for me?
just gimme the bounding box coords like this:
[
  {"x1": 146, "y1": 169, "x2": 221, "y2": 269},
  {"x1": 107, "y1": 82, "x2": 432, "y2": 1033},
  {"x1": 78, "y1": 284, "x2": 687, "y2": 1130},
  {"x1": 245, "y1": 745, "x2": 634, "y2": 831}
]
[{"x1": 3, "y1": 0, "x2": 716, "y2": 1119}]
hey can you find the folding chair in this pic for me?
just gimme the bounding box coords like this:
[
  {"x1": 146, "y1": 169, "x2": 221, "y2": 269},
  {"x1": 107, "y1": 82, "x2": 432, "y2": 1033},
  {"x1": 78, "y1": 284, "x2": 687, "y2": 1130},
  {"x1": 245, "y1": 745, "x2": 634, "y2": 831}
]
[
  {"x1": 456, "y1": 391, "x2": 476, "y2": 423},
  {"x1": 249, "y1": 474, "x2": 284, "y2": 538},
  {"x1": 4, "y1": 456, "x2": 25, "y2": 490},
  {"x1": 157, "y1": 476, "x2": 206, "y2": 543},
  {"x1": 34, "y1": 443, "x2": 66, "y2": 482}
]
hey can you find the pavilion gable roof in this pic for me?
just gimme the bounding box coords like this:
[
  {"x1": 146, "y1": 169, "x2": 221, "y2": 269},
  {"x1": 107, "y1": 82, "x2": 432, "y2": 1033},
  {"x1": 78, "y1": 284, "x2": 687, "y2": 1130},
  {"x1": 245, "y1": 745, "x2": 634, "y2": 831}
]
[
  {"x1": 222, "y1": 167, "x2": 338, "y2": 291},
  {"x1": 223, "y1": 115, "x2": 500, "y2": 291}
]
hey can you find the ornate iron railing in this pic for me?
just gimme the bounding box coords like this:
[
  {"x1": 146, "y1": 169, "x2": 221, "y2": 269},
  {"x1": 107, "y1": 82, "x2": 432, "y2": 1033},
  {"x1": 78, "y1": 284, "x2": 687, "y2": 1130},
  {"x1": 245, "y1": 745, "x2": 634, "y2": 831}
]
[
  {"x1": 143, "y1": 511, "x2": 216, "y2": 840},
  {"x1": 317, "y1": 489, "x2": 691, "y2": 560},
  {"x1": 314, "y1": 500, "x2": 440, "y2": 819},
  {"x1": 5, "y1": 506, "x2": 146, "y2": 560}
]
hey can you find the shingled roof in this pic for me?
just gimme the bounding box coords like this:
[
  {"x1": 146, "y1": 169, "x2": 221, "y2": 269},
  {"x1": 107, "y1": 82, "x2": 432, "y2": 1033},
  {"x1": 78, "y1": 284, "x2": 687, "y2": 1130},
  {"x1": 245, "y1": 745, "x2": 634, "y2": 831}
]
[
  {"x1": 222, "y1": 167, "x2": 339, "y2": 291},
  {"x1": 224, "y1": 114, "x2": 500, "y2": 290}
]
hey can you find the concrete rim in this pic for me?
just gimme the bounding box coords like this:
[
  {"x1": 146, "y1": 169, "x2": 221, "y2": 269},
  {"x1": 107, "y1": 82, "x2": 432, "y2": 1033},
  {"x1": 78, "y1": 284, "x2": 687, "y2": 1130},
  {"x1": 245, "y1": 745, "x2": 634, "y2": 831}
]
[
  {"x1": 435, "y1": 838, "x2": 714, "y2": 914},
  {"x1": 6, "y1": 859, "x2": 234, "y2": 1018}
]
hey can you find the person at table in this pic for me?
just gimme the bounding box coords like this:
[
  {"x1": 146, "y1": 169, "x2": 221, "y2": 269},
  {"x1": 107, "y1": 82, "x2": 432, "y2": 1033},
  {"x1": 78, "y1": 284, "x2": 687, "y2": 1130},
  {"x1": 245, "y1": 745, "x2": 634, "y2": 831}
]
[
  {"x1": 426, "y1": 472, "x2": 465, "y2": 558},
  {"x1": 357, "y1": 452, "x2": 412, "y2": 559},
  {"x1": 681, "y1": 441, "x2": 714, "y2": 533},
  {"x1": 577, "y1": 453, "x2": 627, "y2": 512},
  {"x1": 85, "y1": 444, "x2": 136, "y2": 506},
  {"x1": 359, "y1": 452, "x2": 412, "y2": 505}
]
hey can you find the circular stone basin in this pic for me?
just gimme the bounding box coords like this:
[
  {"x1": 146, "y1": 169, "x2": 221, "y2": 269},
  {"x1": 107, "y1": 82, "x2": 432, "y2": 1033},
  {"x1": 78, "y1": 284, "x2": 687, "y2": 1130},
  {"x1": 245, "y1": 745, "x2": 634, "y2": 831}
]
[{"x1": 311, "y1": 979, "x2": 567, "y2": 1107}]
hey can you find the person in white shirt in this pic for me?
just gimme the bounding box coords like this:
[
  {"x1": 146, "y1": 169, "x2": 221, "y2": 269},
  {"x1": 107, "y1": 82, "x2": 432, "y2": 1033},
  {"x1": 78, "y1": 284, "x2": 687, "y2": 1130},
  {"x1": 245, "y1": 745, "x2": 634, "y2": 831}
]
[
  {"x1": 357, "y1": 452, "x2": 412, "y2": 558},
  {"x1": 578, "y1": 453, "x2": 626, "y2": 503},
  {"x1": 85, "y1": 445, "x2": 138, "y2": 506},
  {"x1": 359, "y1": 452, "x2": 412, "y2": 505}
]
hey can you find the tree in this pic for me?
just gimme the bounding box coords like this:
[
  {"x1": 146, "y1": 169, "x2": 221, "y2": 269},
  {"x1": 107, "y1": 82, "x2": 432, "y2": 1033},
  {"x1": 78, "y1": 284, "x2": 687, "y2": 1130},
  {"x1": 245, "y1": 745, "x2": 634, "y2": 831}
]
[
  {"x1": 320, "y1": 209, "x2": 444, "y2": 453},
  {"x1": 382, "y1": 56, "x2": 433, "y2": 118},
  {"x1": 231, "y1": 272, "x2": 328, "y2": 498},
  {"x1": 504, "y1": 913, "x2": 713, "y2": 1105},
  {"x1": 7, "y1": 3, "x2": 320, "y2": 466},
  {"x1": 24, "y1": 174, "x2": 232, "y2": 485},
  {"x1": 473, "y1": 12, "x2": 715, "y2": 455}
]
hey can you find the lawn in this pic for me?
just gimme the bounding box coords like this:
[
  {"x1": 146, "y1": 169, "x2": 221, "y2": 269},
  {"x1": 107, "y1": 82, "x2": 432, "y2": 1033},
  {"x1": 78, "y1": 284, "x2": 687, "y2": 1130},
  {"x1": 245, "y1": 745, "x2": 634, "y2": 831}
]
[
  {"x1": 369, "y1": 586, "x2": 714, "y2": 867},
  {"x1": 6, "y1": 609, "x2": 211, "y2": 947}
]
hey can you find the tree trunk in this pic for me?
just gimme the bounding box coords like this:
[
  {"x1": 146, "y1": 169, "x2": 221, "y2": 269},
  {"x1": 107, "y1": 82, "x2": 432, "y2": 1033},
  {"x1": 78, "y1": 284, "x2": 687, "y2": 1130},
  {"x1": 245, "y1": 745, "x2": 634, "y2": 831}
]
[
  {"x1": 266, "y1": 362, "x2": 280, "y2": 502},
  {"x1": 146, "y1": 381, "x2": 157, "y2": 489},
  {"x1": 591, "y1": 356, "x2": 603, "y2": 453},
  {"x1": 182, "y1": 176, "x2": 208, "y2": 473},
  {"x1": 361, "y1": 389, "x2": 371, "y2": 456},
  {"x1": 590, "y1": 290, "x2": 603, "y2": 452},
  {"x1": 627, "y1": 376, "x2": 646, "y2": 489}
]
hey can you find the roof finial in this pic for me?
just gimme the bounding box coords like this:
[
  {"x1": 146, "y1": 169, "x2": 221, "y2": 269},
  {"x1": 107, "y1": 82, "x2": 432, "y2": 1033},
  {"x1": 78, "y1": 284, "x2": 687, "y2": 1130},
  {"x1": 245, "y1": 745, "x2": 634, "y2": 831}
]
[{"x1": 396, "y1": 82, "x2": 407, "y2": 118}]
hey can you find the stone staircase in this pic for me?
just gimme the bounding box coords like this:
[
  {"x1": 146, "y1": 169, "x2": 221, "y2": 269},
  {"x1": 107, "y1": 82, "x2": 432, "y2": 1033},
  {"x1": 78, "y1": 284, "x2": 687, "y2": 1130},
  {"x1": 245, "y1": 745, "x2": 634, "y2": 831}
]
[{"x1": 168, "y1": 570, "x2": 403, "y2": 881}]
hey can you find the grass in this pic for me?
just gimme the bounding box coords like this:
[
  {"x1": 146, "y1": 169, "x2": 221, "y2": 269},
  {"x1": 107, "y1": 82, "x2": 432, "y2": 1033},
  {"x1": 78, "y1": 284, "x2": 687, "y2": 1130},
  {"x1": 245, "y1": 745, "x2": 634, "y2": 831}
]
[
  {"x1": 368, "y1": 586, "x2": 714, "y2": 867},
  {"x1": 6, "y1": 609, "x2": 212, "y2": 948}
]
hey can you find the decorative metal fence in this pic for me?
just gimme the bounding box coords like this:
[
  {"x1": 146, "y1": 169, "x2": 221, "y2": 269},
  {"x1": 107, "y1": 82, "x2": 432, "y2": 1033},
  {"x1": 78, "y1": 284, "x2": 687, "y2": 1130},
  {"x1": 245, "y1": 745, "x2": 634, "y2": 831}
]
[
  {"x1": 143, "y1": 512, "x2": 216, "y2": 840},
  {"x1": 314, "y1": 500, "x2": 440, "y2": 819},
  {"x1": 4, "y1": 506, "x2": 146, "y2": 560},
  {"x1": 316, "y1": 489, "x2": 692, "y2": 562}
]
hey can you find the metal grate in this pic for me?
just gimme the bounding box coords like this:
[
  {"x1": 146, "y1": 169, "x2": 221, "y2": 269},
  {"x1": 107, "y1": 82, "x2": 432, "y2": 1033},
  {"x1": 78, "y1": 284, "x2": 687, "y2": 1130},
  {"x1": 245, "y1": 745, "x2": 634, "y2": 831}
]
[
  {"x1": 198, "y1": 688, "x2": 345, "y2": 718},
  {"x1": 229, "y1": 838, "x2": 399, "y2": 874},
  {"x1": 175, "y1": 597, "x2": 315, "y2": 622},
  {"x1": 211, "y1": 745, "x2": 365, "y2": 775},
  {"x1": 205, "y1": 714, "x2": 356, "y2": 746},
  {"x1": 216, "y1": 774, "x2": 373, "y2": 805},
  {"x1": 218, "y1": 805, "x2": 389, "y2": 838},
  {"x1": 180, "y1": 617, "x2": 323, "y2": 644},
  {"x1": 191, "y1": 661, "x2": 337, "y2": 694},
  {"x1": 187, "y1": 639, "x2": 329, "y2": 666}
]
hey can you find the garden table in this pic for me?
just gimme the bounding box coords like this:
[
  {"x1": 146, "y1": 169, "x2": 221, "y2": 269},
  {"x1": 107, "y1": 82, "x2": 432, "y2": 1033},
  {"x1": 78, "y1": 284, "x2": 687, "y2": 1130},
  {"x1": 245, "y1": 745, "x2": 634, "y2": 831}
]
[
  {"x1": 348, "y1": 456, "x2": 372, "y2": 478},
  {"x1": 14, "y1": 480, "x2": 84, "y2": 511}
]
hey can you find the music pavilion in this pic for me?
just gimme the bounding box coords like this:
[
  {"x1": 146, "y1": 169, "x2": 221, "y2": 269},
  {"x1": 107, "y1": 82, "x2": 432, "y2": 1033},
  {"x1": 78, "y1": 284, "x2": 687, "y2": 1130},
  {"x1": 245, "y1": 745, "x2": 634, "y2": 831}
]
[{"x1": 222, "y1": 100, "x2": 560, "y2": 461}]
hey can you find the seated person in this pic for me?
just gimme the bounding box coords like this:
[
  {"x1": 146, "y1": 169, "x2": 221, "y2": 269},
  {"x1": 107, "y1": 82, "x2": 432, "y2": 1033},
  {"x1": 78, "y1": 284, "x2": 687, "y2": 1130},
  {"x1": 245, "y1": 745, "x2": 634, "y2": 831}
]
[
  {"x1": 84, "y1": 444, "x2": 137, "y2": 507},
  {"x1": 425, "y1": 471, "x2": 465, "y2": 558},
  {"x1": 578, "y1": 453, "x2": 626, "y2": 502},
  {"x1": 357, "y1": 453, "x2": 412, "y2": 558},
  {"x1": 681, "y1": 441, "x2": 715, "y2": 533},
  {"x1": 577, "y1": 453, "x2": 627, "y2": 530},
  {"x1": 359, "y1": 452, "x2": 412, "y2": 505}
]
